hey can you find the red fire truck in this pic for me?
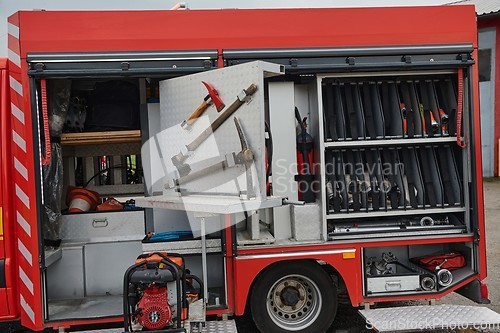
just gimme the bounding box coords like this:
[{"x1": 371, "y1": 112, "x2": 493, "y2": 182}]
[{"x1": 1, "y1": 5, "x2": 499, "y2": 333}]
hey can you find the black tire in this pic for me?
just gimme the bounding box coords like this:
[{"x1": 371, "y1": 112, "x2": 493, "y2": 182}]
[{"x1": 250, "y1": 261, "x2": 338, "y2": 333}]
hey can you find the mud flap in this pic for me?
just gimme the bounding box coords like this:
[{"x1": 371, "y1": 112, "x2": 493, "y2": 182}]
[{"x1": 359, "y1": 304, "x2": 500, "y2": 332}]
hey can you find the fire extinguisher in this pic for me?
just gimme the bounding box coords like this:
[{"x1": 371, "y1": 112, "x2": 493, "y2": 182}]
[{"x1": 295, "y1": 107, "x2": 315, "y2": 203}]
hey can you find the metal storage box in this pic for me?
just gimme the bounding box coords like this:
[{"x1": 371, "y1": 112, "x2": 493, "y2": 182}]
[
  {"x1": 60, "y1": 210, "x2": 145, "y2": 242},
  {"x1": 366, "y1": 263, "x2": 421, "y2": 294}
]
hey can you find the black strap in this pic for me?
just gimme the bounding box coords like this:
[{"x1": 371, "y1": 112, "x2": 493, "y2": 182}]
[
  {"x1": 332, "y1": 178, "x2": 342, "y2": 212},
  {"x1": 424, "y1": 109, "x2": 433, "y2": 137},
  {"x1": 382, "y1": 149, "x2": 400, "y2": 209},
  {"x1": 345, "y1": 150, "x2": 360, "y2": 211},
  {"x1": 344, "y1": 84, "x2": 359, "y2": 140},
  {"x1": 380, "y1": 82, "x2": 392, "y2": 134},
  {"x1": 426, "y1": 81, "x2": 442, "y2": 136},
  {"x1": 418, "y1": 148, "x2": 438, "y2": 207},
  {"x1": 361, "y1": 84, "x2": 377, "y2": 139},
  {"x1": 364, "y1": 149, "x2": 381, "y2": 211},
  {"x1": 449, "y1": 108, "x2": 457, "y2": 135},
  {"x1": 419, "y1": 82, "x2": 432, "y2": 137},
  {"x1": 401, "y1": 149, "x2": 418, "y2": 208},
  {"x1": 438, "y1": 146, "x2": 456, "y2": 205},
  {"x1": 327, "y1": 152, "x2": 342, "y2": 212},
  {"x1": 409, "y1": 82, "x2": 424, "y2": 136},
  {"x1": 325, "y1": 83, "x2": 338, "y2": 141},
  {"x1": 400, "y1": 82, "x2": 415, "y2": 138},
  {"x1": 334, "y1": 151, "x2": 346, "y2": 210},
  {"x1": 322, "y1": 86, "x2": 330, "y2": 141}
]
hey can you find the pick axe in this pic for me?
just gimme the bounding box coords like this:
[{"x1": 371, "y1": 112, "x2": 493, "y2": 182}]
[
  {"x1": 171, "y1": 83, "x2": 258, "y2": 177},
  {"x1": 167, "y1": 117, "x2": 256, "y2": 198},
  {"x1": 180, "y1": 81, "x2": 225, "y2": 130}
]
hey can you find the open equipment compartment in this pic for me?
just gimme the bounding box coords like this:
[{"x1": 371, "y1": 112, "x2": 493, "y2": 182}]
[
  {"x1": 318, "y1": 68, "x2": 476, "y2": 296},
  {"x1": 36, "y1": 76, "x2": 148, "y2": 321},
  {"x1": 363, "y1": 241, "x2": 476, "y2": 296},
  {"x1": 28, "y1": 53, "x2": 230, "y2": 322},
  {"x1": 319, "y1": 70, "x2": 470, "y2": 241}
]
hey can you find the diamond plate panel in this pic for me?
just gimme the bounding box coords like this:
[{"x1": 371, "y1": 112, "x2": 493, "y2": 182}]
[
  {"x1": 73, "y1": 319, "x2": 238, "y2": 333},
  {"x1": 60, "y1": 210, "x2": 145, "y2": 242},
  {"x1": 72, "y1": 329, "x2": 124, "y2": 333},
  {"x1": 159, "y1": 61, "x2": 283, "y2": 198},
  {"x1": 193, "y1": 320, "x2": 238, "y2": 333},
  {"x1": 359, "y1": 304, "x2": 500, "y2": 332}
]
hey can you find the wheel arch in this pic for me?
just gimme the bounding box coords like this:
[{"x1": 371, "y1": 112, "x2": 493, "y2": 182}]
[{"x1": 233, "y1": 250, "x2": 362, "y2": 316}]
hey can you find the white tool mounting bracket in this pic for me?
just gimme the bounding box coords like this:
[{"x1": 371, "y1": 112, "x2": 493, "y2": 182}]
[{"x1": 137, "y1": 61, "x2": 286, "y2": 214}]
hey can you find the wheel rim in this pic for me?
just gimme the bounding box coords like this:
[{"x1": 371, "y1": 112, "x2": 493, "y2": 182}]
[{"x1": 266, "y1": 274, "x2": 322, "y2": 331}]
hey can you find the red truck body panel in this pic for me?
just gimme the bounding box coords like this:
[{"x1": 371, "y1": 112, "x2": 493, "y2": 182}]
[
  {"x1": 1, "y1": 57, "x2": 20, "y2": 320},
  {"x1": 1, "y1": 5, "x2": 484, "y2": 331}
]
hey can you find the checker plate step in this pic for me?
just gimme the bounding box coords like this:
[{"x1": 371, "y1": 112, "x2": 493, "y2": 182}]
[
  {"x1": 359, "y1": 304, "x2": 500, "y2": 332},
  {"x1": 73, "y1": 320, "x2": 238, "y2": 333}
]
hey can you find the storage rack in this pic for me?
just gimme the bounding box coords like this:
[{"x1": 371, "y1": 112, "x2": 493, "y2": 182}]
[{"x1": 316, "y1": 70, "x2": 471, "y2": 240}]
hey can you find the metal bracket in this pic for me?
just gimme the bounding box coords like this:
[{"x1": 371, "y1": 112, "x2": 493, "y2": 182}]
[
  {"x1": 237, "y1": 89, "x2": 252, "y2": 103},
  {"x1": 290, "y1": 58, "x2": 298, "y2": 67},
  {"x1": 403, "y1": 55, "x2": 412, "y2": 64},
  {"x1": 458, "y1": 53, "x2": 469, "y2": 63},
  {"x1": 34, "y1": 62, "x2": 45, "y2": 72},
  {"x1": 346, "y1": 57, "x2": 355, "y2": 65},
  {"x1": 121, "y1": 62, "x2": 130, "y2": 71},
  {"x1": 203, "y1": 59, "x2": 212, "y2": 70}
]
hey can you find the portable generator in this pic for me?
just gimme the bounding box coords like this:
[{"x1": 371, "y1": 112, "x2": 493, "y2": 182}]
[{"x1": 123, "y1": 252, "x2": 203, "y2": 332}]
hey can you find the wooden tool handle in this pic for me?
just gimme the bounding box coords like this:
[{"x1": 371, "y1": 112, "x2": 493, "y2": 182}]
[
  {"x1": 186, "y1": 100, "x2": 210, "y2": 126},
  {"x1": 187, "y1": 83, "x2": 258, "y2": 152},
  {"x1": 245, "y1": 83, "x2": 258, "y2": 96}
]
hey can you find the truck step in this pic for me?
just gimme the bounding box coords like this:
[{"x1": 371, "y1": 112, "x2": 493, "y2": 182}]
[
  {"x1": 72, "y1": 320, "x2": 238, "y2": 333},
  {"x1": 359, "y1": 304, "x2": 500, "y2": 332}
]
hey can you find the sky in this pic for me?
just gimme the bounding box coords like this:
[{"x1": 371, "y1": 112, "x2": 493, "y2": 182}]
[{"x1": 0, "y1": 0, "x2": 452, "y2": 57}]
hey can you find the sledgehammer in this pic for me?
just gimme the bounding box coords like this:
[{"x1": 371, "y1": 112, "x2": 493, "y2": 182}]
[{"x1": 171, "y1": 83, "x2": 258, "y2": 177}]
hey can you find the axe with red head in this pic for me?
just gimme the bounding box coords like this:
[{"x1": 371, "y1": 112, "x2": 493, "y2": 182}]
[{"x1": 181, "y1": 81, "x2": 225, "y2": 130}]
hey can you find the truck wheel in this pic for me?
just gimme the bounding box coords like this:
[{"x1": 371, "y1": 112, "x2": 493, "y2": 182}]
[{"x1": 250, "y1": 261, "x2": 337, "y2": 333}]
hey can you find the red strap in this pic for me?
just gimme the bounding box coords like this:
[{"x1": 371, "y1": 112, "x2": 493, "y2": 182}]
[
  {"x1": 456, "y1": 68, "x2": 466, "y2": 148},
  {"x1": 40, "y1": 79, "x2": 52, "y2": 165}
]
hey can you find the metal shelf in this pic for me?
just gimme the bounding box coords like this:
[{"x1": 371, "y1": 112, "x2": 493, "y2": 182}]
[
  {"x1": 142, "y1": 238, "x2": 222, "y2": 254},
  {"x1": 324, "y1": 136, "x2": 457, "y2": 148},
  {"x1": 328, "y1": 226, "x2": 466, "y2": 240},
  {"x1": 327, "y1": 206, "x2": 466, "y2": 220}
]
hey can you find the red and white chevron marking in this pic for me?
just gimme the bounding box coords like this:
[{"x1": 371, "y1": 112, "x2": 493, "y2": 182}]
[{"x1": 8, "y1": 14, "x2": 40, "y2": 328}]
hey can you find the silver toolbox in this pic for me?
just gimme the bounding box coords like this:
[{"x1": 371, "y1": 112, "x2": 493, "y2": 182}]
[
  {"x1": 60, "y1": 210, "x2": 145, "y2": 242},
  {"x1": 366, "y1": 263, "x2": 421, "y2": 294}
]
